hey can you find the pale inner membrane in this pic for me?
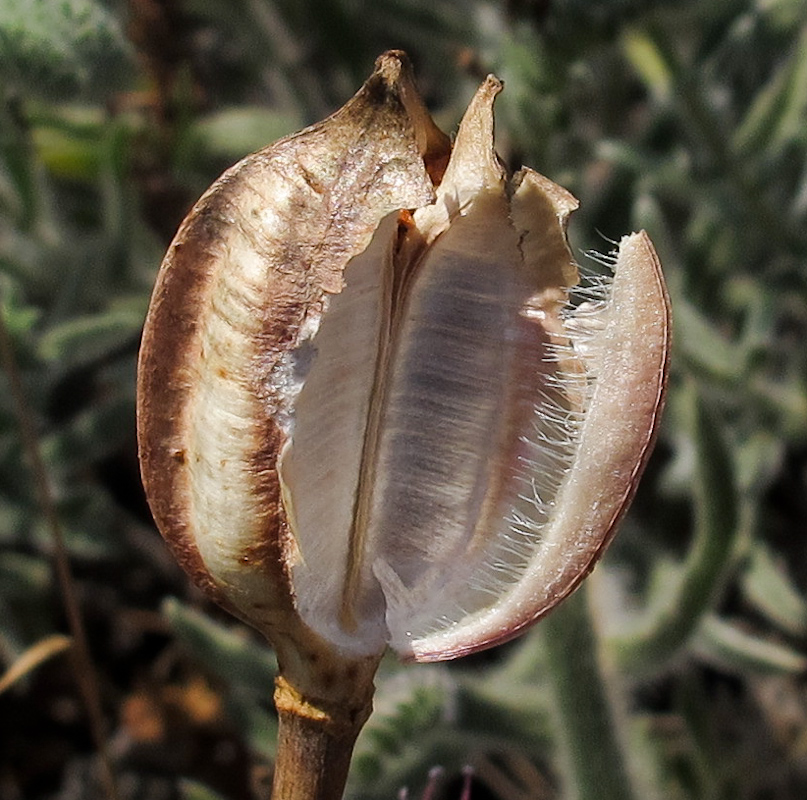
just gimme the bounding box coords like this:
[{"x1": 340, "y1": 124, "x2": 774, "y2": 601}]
[
  {"x1": 371, "y1": 194, "x2": 584, "y2": 646},
  {"x1": 277, "y1": 215, "x2": 398, "y2": 651},
  {"x1": 282, "y1": 192, "x2": 585, "y2": 654},
  {"x1": 367, "y1": 196, "x2": 523, "y2": 588}
]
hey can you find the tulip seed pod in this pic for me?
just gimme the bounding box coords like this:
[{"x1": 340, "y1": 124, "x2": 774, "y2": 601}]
[{"x1": 137, "y1": 51, "x2": 670, "y2": 800}]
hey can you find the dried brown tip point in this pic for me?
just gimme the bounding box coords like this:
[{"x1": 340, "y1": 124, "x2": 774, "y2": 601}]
[{"x1": 371, "y1": 50, "x2": 451, "y2": 184}]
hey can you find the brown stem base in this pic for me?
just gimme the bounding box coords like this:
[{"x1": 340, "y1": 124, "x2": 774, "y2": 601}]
[{"x1": 271, "y1": 674, "x2": 373, "y2": 800}]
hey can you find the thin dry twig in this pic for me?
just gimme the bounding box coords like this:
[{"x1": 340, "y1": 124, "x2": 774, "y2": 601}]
[
  {"x1": 0, "y1": 634, "x2": 72, "y2": 695},
  {"x1": 0, "y1": 300, "x2": 120, "y2": 800}
]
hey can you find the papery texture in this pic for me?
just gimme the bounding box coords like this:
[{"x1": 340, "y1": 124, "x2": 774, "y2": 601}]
[{"x1": 138, "y1": 51, "x2": 670, "y2": 666}]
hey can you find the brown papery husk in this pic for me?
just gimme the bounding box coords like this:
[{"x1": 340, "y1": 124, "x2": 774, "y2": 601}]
[
  {"x1": 137, "y1": 52, "x2": 448, "y2": 800},
  {"x1": 137, "y1": 50, "x2": 670, "y2": 800}
]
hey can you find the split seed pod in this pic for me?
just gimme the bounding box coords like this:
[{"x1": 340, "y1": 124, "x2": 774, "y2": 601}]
[{"x1": 137, "y1": 50, "x2": 669, "y2": 798}]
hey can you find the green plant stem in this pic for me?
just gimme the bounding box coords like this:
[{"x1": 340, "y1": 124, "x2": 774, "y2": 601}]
[
  {"x1": 541, "y1": 585, "x2": 636, "y2": 800},
  {"x1": 610, "y1": 383, "x2": 739, "y2": 674}
]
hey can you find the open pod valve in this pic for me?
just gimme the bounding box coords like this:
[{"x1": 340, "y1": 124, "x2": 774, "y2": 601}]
[{"x1": 137, "y1": 51, "x2": 670, "y2": 800}]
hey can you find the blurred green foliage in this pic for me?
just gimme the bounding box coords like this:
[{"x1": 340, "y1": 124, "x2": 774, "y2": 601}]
[{"x1": 2, "y1": 0, "x2": 807, "y2": 798}]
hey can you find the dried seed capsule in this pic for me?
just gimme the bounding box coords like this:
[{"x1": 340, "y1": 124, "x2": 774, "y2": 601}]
[{"x1": 137, "y1": 50, "x2": 669, "y2": 680}]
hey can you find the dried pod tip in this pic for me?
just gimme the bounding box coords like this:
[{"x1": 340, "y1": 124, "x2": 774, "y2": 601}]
[{"x1": 137, "y1": 50, "x2": 670, "y2": 800}]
